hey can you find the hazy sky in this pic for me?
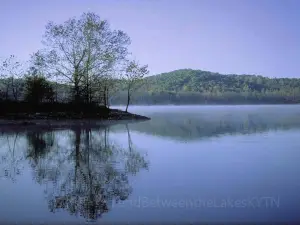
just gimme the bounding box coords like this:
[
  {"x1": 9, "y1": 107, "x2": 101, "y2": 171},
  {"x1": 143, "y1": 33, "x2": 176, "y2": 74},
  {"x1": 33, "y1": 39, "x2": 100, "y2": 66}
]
[{"x1": 1, "y1": 0, "x2": 299, "y2": 77}]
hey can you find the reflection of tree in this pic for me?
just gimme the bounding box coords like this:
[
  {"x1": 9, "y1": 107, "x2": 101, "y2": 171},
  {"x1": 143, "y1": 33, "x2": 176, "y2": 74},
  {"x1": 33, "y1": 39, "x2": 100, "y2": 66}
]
[
  {"x1": 26, "y1": 130, "x2": 55, "y2": 167},
  {"x1": 25, "y1": 126, "x2": 148, "y2": 221},
  {"x1": 125, "y1": 124, "x2": 149, "y2": 175},
  {"x1": 0, "y1": 133, "x2": 24, "y2": 182}
]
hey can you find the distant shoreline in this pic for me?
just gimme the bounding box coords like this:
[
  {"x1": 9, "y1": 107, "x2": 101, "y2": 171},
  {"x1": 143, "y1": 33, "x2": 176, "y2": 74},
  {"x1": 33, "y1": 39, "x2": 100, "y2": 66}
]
[{"x1": 111, "y1": 102, "x2": 300, "y2": 107}]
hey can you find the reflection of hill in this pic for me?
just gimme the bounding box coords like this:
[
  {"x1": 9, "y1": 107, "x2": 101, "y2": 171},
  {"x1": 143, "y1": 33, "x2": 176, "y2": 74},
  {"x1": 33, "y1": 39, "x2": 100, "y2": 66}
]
[
  {"x1": 118, "y1": 108, "x2": 300, "y2": 141},
  {"x1": 0, "y1": 125, "x2": 148, "y2": 222}
]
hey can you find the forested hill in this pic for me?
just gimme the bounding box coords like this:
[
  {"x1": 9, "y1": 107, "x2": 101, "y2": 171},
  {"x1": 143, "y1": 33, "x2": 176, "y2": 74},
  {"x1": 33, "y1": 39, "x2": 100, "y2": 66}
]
[
  {"x1": 143, "y1": 69, "x2": 300, "y2": 93},
  {"x1": 112, "y1": 69, "x2": 300, "y2": 105}
]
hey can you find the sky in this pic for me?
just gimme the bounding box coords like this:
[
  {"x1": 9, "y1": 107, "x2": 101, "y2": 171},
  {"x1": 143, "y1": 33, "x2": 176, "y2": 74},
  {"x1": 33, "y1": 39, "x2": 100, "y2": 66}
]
[{"x1": 0, "y1": 0, "x2": 300, "y2": 78}]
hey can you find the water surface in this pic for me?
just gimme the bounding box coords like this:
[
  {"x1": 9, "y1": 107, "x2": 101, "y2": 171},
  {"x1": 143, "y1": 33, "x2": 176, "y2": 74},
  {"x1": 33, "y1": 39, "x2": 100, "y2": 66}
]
[{"x1": 1, "y1": 105, "x2": 300, "y2": 223}]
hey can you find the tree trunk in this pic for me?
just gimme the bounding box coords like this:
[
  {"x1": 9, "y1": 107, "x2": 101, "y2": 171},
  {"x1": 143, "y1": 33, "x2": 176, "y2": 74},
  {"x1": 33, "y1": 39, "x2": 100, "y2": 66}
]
[
  {"x1": 89, "y1": 84, "x2": 92, "y2": 104},
  {"x1": 74, "y1": 85, "x2": 80, "y2": 105},
  {"x1": 11, "y1": 77, "x2": 18, "y2": 101},
  {"x1": 103, "y1": 86, "x2": 107, "y2": 108},
  {"x1": 106, "y1": 87, "x2": 109, "y2": 108},
  {"x1": 5, "y1": 85, "x2": 9, "y2": 100},
  {"x1": 125, "y1": 87, "x2": 130, "y2": 112},
  {"x1": 55, "y1": 77, "x2": 58, "y2": 103},
  {"x1": 74, "y1": 68, "x2": 81, "y2": 105}
]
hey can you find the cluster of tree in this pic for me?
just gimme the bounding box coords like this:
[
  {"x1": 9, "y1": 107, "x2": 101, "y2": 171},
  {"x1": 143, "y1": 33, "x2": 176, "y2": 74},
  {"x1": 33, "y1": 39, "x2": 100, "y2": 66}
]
[
  {"x1": 111, "y1": 69, "x2": 300, "y2": 105},
  {"x1": 0, "y1": 12, "x2": 148, "y2": 113}
]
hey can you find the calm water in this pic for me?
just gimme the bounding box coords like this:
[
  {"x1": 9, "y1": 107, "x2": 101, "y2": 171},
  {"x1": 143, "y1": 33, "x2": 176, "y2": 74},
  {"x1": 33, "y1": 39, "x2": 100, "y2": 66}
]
[{"x1": 1, "y1": 105, "x2": 300, "y2": 223}]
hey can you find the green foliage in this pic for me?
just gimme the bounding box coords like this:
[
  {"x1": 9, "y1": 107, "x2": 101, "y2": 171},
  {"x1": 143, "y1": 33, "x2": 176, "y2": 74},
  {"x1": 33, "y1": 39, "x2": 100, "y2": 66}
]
[
  {"x1": 111, "y1": 69, "x2": 300, "y2": 104},
  {"x1": 141, "y1": 69, "x2": 299, "y2": 93}
]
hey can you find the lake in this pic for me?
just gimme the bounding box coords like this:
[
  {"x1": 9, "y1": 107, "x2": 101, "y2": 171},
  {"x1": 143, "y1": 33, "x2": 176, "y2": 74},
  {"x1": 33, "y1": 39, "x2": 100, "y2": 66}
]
[{"x1": 1, "y1": 105, "x2": 300, "y2": 223}]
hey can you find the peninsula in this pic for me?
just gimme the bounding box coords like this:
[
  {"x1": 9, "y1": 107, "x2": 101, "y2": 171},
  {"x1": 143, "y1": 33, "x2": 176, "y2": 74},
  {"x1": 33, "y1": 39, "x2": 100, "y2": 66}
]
[{"x1": 0, "y1": 12, "x2": 150, "y2": 125}]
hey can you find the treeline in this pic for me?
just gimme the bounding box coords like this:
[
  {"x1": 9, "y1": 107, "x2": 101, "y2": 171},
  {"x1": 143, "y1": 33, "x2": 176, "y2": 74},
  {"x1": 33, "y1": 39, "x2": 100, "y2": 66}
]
[
  {"x1": 111, "y1": 90, "x2": 299, "y2": 105},
  {"x1": 0, "y1": 12, "x2": 148, "y2": 114},
  {"x1": 3, "y1": 68, "x2": 300, "y2": 106},
  {"x1": 111, "y1": 69, "x2": 300, "y2": 105}
]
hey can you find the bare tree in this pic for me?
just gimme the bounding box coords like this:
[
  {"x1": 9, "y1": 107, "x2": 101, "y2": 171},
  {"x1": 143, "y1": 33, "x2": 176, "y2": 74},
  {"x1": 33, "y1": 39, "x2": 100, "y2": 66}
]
[
  {"x1": 0, "y1": 55, "x2": 25, "y2": 101},
  {"x1": 123, "y1": 60, "x2": 149, "y2": 112}
]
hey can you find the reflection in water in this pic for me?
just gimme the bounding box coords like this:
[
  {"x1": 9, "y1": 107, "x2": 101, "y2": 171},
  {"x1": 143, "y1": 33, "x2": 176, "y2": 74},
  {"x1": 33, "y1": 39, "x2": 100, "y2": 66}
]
[
  {"x1": 27, "y1": 130, "x2": 55, "y2": 167},
  {"x1": 0, "y1": 132, "x2": 23, "y2": 182},
  {"x1": 123, "y1": 108, "x2": 300, "y2": 141},
  {"x1": 0, "y1": 125, "x2": 149, "y2": 222}
]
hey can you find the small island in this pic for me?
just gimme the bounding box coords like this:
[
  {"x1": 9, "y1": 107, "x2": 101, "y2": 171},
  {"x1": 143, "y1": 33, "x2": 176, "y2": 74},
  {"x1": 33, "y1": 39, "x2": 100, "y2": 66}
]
[{"x1": 0, "y1": 12, "x2": 150, "y2": 127}]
